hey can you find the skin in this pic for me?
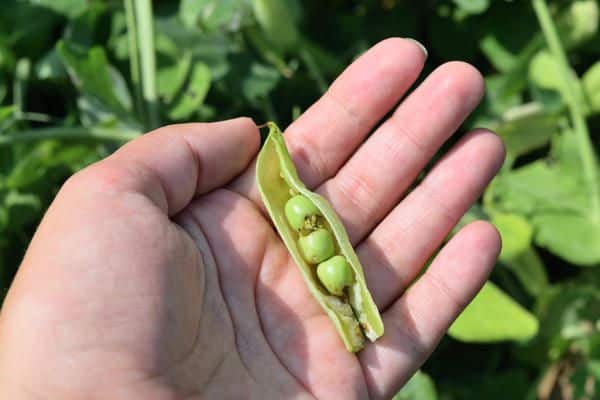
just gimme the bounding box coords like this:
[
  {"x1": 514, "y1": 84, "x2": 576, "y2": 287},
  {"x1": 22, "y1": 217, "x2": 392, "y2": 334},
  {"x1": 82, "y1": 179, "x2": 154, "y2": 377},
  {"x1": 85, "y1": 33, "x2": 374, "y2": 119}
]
[{"x1": 0, "y1": 38, "x2": 504, "y2": 400}]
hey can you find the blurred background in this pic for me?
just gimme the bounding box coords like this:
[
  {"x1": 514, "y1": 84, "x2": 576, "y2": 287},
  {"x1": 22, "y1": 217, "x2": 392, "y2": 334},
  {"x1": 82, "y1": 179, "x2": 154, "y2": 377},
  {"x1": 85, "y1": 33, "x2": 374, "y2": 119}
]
[{"x1": 1, "y1": 0, "x2": 599, "y2": 398}]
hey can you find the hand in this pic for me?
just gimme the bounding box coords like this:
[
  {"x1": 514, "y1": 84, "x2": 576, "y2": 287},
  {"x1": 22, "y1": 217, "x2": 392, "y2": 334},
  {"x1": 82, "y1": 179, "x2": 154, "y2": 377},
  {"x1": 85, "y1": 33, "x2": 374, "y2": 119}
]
[{"x1": 0, "y1": 38, "x2": 504, "y2": 400}]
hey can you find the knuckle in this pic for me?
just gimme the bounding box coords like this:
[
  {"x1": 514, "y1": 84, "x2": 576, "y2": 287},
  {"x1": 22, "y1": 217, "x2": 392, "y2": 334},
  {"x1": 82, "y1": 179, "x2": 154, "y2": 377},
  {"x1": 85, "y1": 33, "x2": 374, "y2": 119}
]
[
  {"x1": 61, "y1": 160, "x2": 127, "y2": 196},
  {"x1": 427, "y1": 271, "x2": 466, "y2": 311},
  {"x1": 336, "y1": 171, "x2": 377, "y2": 222}
]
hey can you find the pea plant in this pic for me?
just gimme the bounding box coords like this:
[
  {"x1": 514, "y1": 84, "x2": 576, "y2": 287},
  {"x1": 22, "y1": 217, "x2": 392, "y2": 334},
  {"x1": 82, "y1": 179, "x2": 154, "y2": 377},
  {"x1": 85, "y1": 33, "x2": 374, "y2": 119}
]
[{"x1": 0, "y1": 0, "x2": 599, "y2": 398}]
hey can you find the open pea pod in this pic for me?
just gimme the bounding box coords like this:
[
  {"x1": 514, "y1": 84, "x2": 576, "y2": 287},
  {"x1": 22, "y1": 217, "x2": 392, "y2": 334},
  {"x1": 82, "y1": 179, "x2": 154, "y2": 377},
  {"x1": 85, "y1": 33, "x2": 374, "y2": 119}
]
[{"x1": 256, "y1": 122, "x2": 384, "y2": 352}]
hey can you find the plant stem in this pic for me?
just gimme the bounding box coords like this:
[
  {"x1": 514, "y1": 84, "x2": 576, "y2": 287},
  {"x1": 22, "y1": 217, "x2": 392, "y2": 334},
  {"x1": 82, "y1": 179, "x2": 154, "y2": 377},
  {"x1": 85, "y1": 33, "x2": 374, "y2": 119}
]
[
  {"x1": 19, "y1": 112, "x2": 53, "y2": 123},
  {"x1": 299, "y1": 43, "x2": 328, "y2": 94},
  {"x1": 532, "y1": 0, "x2": 600, "y2": 220},
  {"x1": 125, "y1": 0, "x2": 159, "y2": 130},
  {"x1": 134, "y1": 0, "x2": 159, "y2": 130},
  {"x1": 0, "y1": 127, "x2": 140, "y2": 146},
  {"x1": 13, "y1": 58, "x2": 31, "y2": 119},
  {"x1": 246, "y1": 27, "x2": 294, "y2": 78},
  {"x1": 124, "y1": 0, "x2": 144, "y2": 123}
]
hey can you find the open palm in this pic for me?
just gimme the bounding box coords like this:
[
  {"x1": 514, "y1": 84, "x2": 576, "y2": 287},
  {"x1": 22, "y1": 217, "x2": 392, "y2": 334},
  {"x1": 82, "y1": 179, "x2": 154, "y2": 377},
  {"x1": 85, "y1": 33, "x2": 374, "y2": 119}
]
[{"x1": 0, "y1": 39, "x2": 504, "y2": 400}]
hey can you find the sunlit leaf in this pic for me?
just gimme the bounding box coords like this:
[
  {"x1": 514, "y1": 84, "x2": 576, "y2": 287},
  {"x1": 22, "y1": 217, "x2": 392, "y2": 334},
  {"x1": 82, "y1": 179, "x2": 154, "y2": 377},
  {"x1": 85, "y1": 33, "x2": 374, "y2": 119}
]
[
  {"x1": 583, "y1": 61, "x2": 600, "y2": 113},
  {"x1": 449, "y1": 281, "x2": 539, "y2": 342},
  {"x1": 157, "y1": 52, "x2": 192, "y2": 104},
  {"x1": 534, "y1": 214, "x2": 600, "y2": 266},
  {"x1": 488, "y1": 160, "x2": 588, "y2": 215},
  {"x1": 492, "y1": 212, "x2": 532, "y2": 261},
  {"x1": 393, "y1": 370, "x2": 438, "y2": 400},
  {"x1": 452, "y1": 0, "x2": 490, "y2": 16},
  {"x1": 167, "y1": 61, "x2": 211, "y2": 120}
]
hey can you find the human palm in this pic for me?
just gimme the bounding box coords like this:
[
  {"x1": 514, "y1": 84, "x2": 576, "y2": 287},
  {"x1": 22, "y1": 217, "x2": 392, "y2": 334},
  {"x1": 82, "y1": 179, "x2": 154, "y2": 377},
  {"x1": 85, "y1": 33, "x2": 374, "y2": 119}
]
[{"x1": 0, "y1": 39, "x2": 504, "y2": 399}]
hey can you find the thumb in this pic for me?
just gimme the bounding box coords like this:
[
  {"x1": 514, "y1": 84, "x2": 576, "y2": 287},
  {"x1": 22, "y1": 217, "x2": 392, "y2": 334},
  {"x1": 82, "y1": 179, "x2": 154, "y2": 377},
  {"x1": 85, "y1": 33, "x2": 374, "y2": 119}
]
[{"x1": 77, "y1": 117, "x2": 260, "y2": 215}]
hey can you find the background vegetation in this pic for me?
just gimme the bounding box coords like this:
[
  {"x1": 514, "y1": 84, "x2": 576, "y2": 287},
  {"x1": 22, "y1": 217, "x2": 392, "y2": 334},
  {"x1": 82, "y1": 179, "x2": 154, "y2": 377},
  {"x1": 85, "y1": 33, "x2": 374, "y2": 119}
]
[{"x1": 1, "y1": 0, "x2": 599, "y2": 398}]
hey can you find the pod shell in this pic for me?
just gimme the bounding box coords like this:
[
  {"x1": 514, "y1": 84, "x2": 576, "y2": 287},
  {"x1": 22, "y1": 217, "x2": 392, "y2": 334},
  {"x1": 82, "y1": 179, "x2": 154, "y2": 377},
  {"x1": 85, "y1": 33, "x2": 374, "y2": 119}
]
[{"x1": 256, "y1": 122, "x2": 384, "y2": 352}]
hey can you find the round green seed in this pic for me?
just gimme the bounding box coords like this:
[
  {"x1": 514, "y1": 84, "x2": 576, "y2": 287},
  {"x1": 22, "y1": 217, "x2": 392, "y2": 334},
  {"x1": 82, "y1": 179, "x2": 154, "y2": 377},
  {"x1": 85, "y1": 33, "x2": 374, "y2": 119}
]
[
  {"x1": 298, "y1": 228, "x2": 335, "y2": 264},
  {"x1": 317, "y1": 255, "x2": 354, "y2": 296},
  {"x1": 284, "y1": 194, "x2": 321, "y2": 231}
]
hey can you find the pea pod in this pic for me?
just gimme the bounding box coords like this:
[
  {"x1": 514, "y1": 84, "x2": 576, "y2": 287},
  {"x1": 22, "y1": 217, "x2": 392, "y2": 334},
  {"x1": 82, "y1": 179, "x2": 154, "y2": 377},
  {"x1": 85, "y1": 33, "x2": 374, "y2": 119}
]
[{"x1": 256, "y1": 122, "x2": 384, "y2": 352}]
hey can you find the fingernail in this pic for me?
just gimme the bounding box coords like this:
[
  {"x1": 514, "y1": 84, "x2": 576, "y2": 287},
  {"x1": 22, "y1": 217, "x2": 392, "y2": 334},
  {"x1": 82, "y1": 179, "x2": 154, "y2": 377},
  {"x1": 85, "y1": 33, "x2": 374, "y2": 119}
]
[{"x1": 405, "y1": 38, "x2": 428, "y2": 58}]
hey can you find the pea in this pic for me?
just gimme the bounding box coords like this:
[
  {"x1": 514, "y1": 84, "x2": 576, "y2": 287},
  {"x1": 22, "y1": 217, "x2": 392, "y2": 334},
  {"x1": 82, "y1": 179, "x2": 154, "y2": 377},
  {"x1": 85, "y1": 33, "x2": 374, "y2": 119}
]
[
  {"x1": 317, "y1": 255, "x2": 355, "y2": 296},
  {"x1": 298, "y1": 228, "x2": 335, "y2": 264},
  {"x1": 285, "y1": 194, "x2": 321, "y2": 231},
  {"x1": 256, "y1": 121, "x2": 384, "y2": 352}
]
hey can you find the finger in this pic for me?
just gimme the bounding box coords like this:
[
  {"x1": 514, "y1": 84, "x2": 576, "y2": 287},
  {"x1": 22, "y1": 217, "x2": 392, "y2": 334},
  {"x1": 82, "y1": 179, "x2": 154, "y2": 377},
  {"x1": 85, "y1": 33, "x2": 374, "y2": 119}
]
[
  {"x1": 230, "y1": 37, "x2": 427, "y2": 202},
  {"x1": 357, "y1": 129, "x2": 505, "y2": 309},
  {"x1": 69, "y1": 118, "x2": 259, "y2": 216},
  {"x1": 319, "y1": 62, "x2": 485, "y2": 243},
  {"x1": 359, "y1": 221, "x2": 501, "y2": 400}
]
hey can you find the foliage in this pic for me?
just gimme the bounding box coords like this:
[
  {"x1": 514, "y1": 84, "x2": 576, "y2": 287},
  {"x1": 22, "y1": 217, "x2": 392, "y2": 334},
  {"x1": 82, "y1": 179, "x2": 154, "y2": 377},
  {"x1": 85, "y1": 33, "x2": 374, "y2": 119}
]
[{"x1": 1, "y1": 0, "x2": 600, "y2": 398}]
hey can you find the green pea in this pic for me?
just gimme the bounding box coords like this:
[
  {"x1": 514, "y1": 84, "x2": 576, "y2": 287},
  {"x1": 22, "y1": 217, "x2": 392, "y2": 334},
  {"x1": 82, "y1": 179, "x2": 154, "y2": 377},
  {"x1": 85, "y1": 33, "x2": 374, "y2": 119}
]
[
  {"x1": 317, "y1": 255, "x2": 355, "y2": 296},
  {"x1": 298, "y1": 228, "x2": 335, "y2": 264},
  {"x1": 284, "y1": 194, "x2": 321, "y2": 231}
]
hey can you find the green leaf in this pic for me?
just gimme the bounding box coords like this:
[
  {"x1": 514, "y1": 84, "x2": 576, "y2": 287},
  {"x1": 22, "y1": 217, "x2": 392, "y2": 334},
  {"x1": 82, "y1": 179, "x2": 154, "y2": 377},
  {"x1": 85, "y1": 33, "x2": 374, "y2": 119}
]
[
  {"x1": 0, "y1": 43, "x2": 16, "y2": 73},
  {"x1": 492, "y1": 107, "x2": 559, "y2": 157},
  {"x1": 77, "y1": 96, "x2": 119, "y2": 127},
  {"x1": 252, "y1": 0, "x2": 300, "y2": 51},
  {"x1": 526, "y1": 284, "x2": 600, "y2": 363},
  {"x1": 181, "y1": 0, "x2": 251, "y2": 31},
  {"x1": 470, "y1": 73, "x2": 525, "y2": 130},
  {"x1": 485, "y1": 74, "x2": 524, "y2": 115},
  {"x1": 492, "y1": 213, "x2": 532, "y2": 261},
  {"x1": 393, "y1": 370, "x2": 438, "y2": 400},
  {"x1": 28, "y1": 0, "x2": 87, "y2": 19},
  {"x1": 63, "y1": 3, "x2": 109, "y2": 48},
  {"x1": 57, "y1": 41, "x2": 129, "y2": 115},
  {"x1": 34, "y1": 49, "x2": 66, "y2": 80},
  {"x1": 503, "y1": 247, "x2": 549, "y2": 297},
  {"x1": 489, "y1": 130, "x2": 600, "y2": 266},
  {"x1": 179, "y1": 0, "x2": 205, "y2": 28},
  {"x1": 154, "y1": 17, "x2": 233, "y2": 80},
  {"x1": 488, "y1": 160, "x2": 588, "y2": 215},
  {"x1": 240, "y1": 62, "x2": 280, "y2": 104},
  {"x1": 527, "y1": 51, "x2": 560, "y2": 89},
  {"x1": 157, "y1": 52, "x2": 192, "y2": 104},
  {"x1": 533, "y1": 214, "x2": 600, "y2": 266},
  {"x1": 448, "y1": 281, "x2": 539, "y2": 342},
  {"x1": 551, "y1": 129, "x2": 584, "y2": 173},
  {"x1": 0, "y1": 106, "x2": 15, "y2": 123},
  {"x1": 3, "y1": 190, "x2": 41, "y2": 229},
  {"x1": 167, "y1": 61, "x2": 211, "y2": 120},
  {"x1": 558, "y1": 0, "x2": 599, "y2": 48},
  {"x1": 452, "y1": 0, "x2": 490, "y2": 16},
  {"x1": 480, "y1": 35, "x2": 518, "y2": 73},
  {"x1": 528, "y1": 50, "x2": 586, "y2": 111},
  {"x1": 583, "y1": 61, "x2": 600, "y2": 113},
  {"x1": 108, "y1": 66, "x2": 133, "y2": 113},
  {"x1": 5, "y1": 141, "x2": 97, "y2": 189}
]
